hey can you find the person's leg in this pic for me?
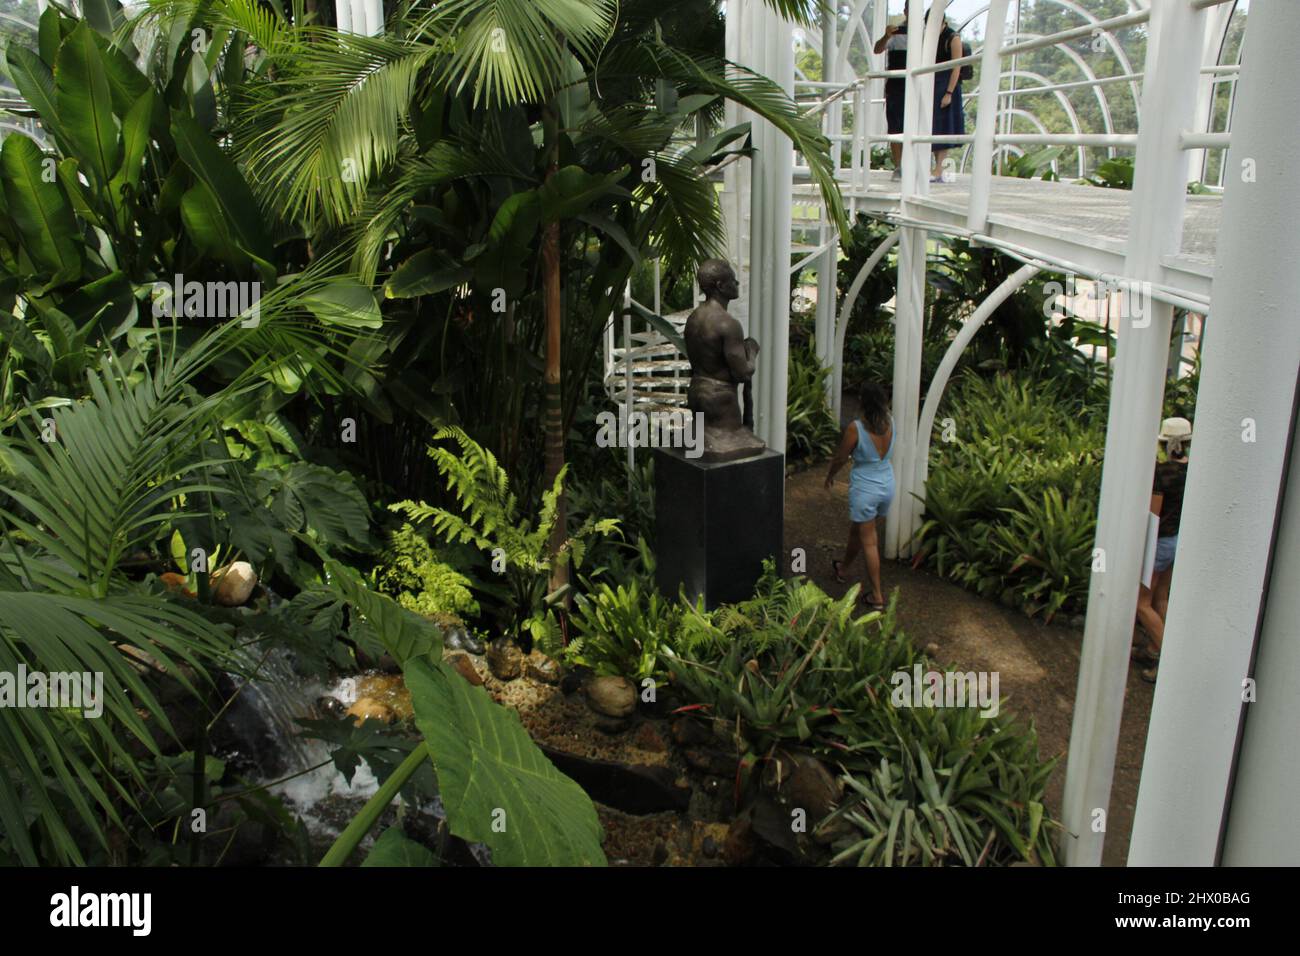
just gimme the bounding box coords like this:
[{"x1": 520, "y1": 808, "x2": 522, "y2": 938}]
[
  {"x1": 857, "y1": 519, "x2": 884, "y2": 606},
  {"x1": 1135, "y1": 584, "x2": 1164, "y2": 653},
  {"x1": 932, "y1": 148, "x2": 947, "y2": 178},
  {"x1": 837, "y1": 523, "x2": 861, "y2": 577},
  {"x1": 890, "y1": 142, "x2": 902, "y2": 170},
  {"x1": 1152, "y1": 566, "x2": 1173, "y2": 621}
]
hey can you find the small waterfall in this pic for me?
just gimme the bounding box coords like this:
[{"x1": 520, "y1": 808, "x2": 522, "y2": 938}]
[{"x1": 215, "y1": 648, "x2": 382, "y2": 838}]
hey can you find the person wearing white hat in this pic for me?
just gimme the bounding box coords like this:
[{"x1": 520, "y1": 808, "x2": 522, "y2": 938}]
[{"x1": 1132, "y1": 417, "x2": 1192, "y2": 682}]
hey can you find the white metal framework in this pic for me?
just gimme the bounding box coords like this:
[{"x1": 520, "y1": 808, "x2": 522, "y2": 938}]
[{"x1": 708, "y1": 0, "x2": 1296, "y2": 866}]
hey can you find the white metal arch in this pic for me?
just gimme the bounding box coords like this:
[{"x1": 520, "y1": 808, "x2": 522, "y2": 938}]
[
  {"x1": 910, "y1": 262, "x2": 1042, "y2": 505},
  {"x1": 831, "y1": 228, "x2": 900, "y2": 421},
  {"x1": 999, "y1": 31, "x2": 1119, "y2": 147},
  {"x1": 966, "y1": 67, "x2": 1089, "y2": 174},
  {"x1": 955, "y1": 0, "x2": 1143, "y2": 119}
]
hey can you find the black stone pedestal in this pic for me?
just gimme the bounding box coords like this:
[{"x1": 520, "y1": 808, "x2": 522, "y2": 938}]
[{"x1": 654, "y1": 447, "x2": 784, "y2": 609}]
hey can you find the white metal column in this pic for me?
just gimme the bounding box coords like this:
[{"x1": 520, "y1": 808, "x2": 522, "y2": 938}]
[
  {"x1": 886, "y1": 0, "x2": 945, "y2": 559},
  {"x1": 1129, "y1": 0, "x2": 1300, "y2": 867},
  {"x1": 1062, "y1": 0, "x2": 1208, "y2": 867},
  {"x1": 966, "y1": 0, "x2": 1009, "y2": 233},
  {"x1": 746, "y1": 1, "x2": 794, "y2": 454},
  {"x1": 815, "y1": 7, "x2": 840, "y2": 401}
]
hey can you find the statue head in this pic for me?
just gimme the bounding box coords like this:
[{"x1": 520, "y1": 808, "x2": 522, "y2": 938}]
[{"x1": 697, "y1": 259, "x2": 740, "y2": 303}]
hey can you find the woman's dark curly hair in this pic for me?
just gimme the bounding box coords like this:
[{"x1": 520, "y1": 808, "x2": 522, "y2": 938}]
[{"x1": 859, "y1": 382, "x2": 891, "y2": 435}]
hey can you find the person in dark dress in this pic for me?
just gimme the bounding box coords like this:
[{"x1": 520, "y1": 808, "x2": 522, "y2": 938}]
[
  {"x1": 1133, "y1": 418, "x2": 1191, "y2": 682},
  {"x1": 873, "y1": 11, "x2": 967, "y2": 182},
  {"x1": 930, "y1": 17, "x2": 966, "y2": 181}
]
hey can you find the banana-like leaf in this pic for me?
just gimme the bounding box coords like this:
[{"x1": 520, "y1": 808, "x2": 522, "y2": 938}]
[
  {"x1": 171, "y1": 111, "x2": 273, "y2": 264},
  {"x1": 384, "y1": 249, "x2": 472, "y2": 300},
  {"x1": 54, "y1": 23, "x2": 122, "y2": 186},
  {"x1": 405, "y1": 655, "x2": 606, "y2": 866},
  {"x1": 0, "y1": 135, "x2": 82, "y2": 285}
]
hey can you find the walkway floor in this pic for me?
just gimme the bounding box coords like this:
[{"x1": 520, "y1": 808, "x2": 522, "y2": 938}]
[{"x1": 785, "y1": 465, "x2": 1156, "y2": 866}]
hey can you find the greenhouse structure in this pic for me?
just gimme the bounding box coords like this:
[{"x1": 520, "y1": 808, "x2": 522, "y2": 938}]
[{"x1": 0, "y1": 0, "x2": 1295, "y2": 882}]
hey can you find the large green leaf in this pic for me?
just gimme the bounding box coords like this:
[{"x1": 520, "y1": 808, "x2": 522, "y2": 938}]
[
  {"x1": 384, "y1": 249, "x2": 472, "y2": 300},
  {"x1": 301, "y1": 280, "x2": 382, "y2": 329},
  {"x1": 405, "y1": 655, "x2": 606, "y2": 867},
  {"x1": 324, "y1": 560, "x2": 441, "y2": 667},
  {"x1": 361, "y1": 827, "x2": 440, "y2": 867},
  {"x1": 110, "y1": 90, "x2": 154, "y2": 223},
  {"x1": 179, "y1": 180, "x2": 251, "y2": 268},
  {"x1": 171, "y1": 111, "x2": 272, "y2": 263},
  {"x1": 538, "y1": 165, "x2": 631, "y2": 224},
  {"x1": 0, "y1": 135, "x2": 82, "y2": 284},
  {"x1": 6, "y1": 47, "x2": 63, "y2": 145},
  {"x1": 54, "y1": 23, "x2": 122, "y2": 186}
]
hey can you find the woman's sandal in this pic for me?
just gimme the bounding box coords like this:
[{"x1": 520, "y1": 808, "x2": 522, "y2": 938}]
[
  {"x1": 1130, "y1": 644, "x2": 1160, "y2": 666},
  {"x1": 831, "y1": 560, "x2": 848, "y2": 584}
]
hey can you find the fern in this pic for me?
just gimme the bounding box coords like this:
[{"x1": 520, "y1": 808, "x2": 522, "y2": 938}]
[
  {"x1": 391, "y1": 427, "x2": 618, "y2": 644},
  {"x1": 376, "y1": 523, "x2": 479, "y2": 620}
]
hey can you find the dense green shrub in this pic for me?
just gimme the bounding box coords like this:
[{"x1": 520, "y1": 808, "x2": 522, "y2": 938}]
[
  {"x1": 376, "y1": 524, "x2": 480, "y2": 621},
  {"x1": 391, "y1": 427, "x2": 619, "y2": 652},
  {"x1": 916, "y1": 373, "x2": 1104, "y2": 621},
  {"x1": 666, "y1": 565, "x2": 1059, "y2": 865},
  {"x1": 566, "y1": 579, "x2": 680, "y2": 682},
  {"x1": 786, "y1": 338, "x2": 841, "y2": 463}
]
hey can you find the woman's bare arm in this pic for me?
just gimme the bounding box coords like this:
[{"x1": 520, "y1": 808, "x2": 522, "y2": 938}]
[
  {"x1": 825, "y1": 424, "x2": 859, "y2": 488},
  {"x1": 873, "y1": 25, "x2": 896, "y2": 55},
  {"x1": 943, "y1": 34, "x2": 963, "y2": 97}
]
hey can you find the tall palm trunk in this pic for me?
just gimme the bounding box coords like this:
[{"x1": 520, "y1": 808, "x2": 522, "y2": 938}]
[{"x1": 541, "y1": 102, "x2": 567, "y2": 596}]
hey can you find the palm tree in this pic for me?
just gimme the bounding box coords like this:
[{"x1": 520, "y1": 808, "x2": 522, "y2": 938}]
[{"x1": 166, "y1": 0, "x2": 845, "y2": 582}]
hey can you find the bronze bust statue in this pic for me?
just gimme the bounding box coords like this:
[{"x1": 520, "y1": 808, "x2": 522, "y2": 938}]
[{"x1": 684, "y1": 259, "x2": 766, "y2": 462}]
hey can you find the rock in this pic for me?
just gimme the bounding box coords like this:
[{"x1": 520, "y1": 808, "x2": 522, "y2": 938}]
[
  {"x1": 759, "y1": 749, "x2": 801, "y2": 791},
  {"x1": 784, "y1": 756, "x2": 843, "y2": 827},
  {"x1": 671, "y1": 716, "x2": 712, "y2": 747},
  {"x1": 593, "y1": 714, "x2": 632, "y2": 735},
  {"x1": 632, "y1": 722, "x2": 669, "y2": 753},
  {"x1": 723, "y1": 815, "x2": 756, "y2": 866},
  {"x1": 750, "y1": 795, "x2": 802, "y2": 865},
  {"x1": 213, "y1": 561, "x2": 257, "y2": 607},
  {"x1": 315, "y1": 695, "x2": 347, "y2": 720},
  {"x1": 447, "y1": 653, "x2": 484, "y2": 686},
  {"x1": 585, "y1": 675, "x2": 636, "y2": 718},
  {"x1": 525, "y1": 651, "x2": 562, "y2": 685},
  {"x1": 486, "y1": 639, "x2": 523, "y2": 681},
  {"x1": 346, "y1": 697, "x2": 394, "y2": 726},
  {"x1": 445, "y1": 627, "x2": 485, "y2": 656},
  {"x1": 684, "y1": 748, "x2": 737, "y2": 777},
  {"x1": 924, "y1": 642, "x2": 941, "y2": 658}
]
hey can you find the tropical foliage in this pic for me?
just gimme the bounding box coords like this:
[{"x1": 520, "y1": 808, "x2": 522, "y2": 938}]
[
  {"x1": 666, "y1": 565, "x2": 1060, "y2": 865},
  {"x1": 915, "y1": 373, "x2": 1104, "y2": 622}
]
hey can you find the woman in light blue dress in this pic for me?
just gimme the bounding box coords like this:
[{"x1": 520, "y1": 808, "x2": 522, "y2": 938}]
[{"x1": 824, "y1": 384, "x2": 895, "y2": 610}]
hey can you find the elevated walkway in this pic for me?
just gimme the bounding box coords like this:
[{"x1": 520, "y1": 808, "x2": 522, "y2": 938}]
[{"x1": 797, "y1": 170, "x2": 1221, "y2": 305}]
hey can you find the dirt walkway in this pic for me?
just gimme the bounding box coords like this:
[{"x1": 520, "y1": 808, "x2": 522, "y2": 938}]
[{"x1": 785, "y1": 465, "x2": 1154, "y2": 866}]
